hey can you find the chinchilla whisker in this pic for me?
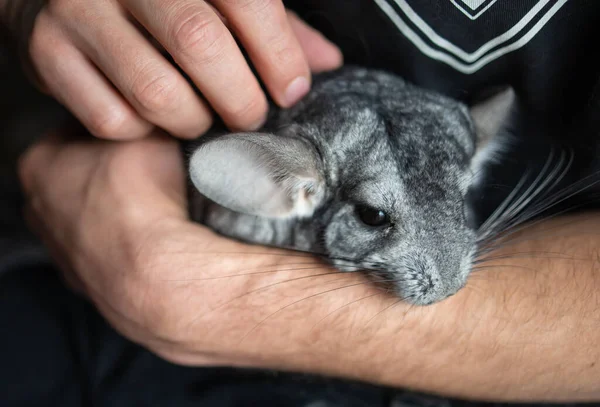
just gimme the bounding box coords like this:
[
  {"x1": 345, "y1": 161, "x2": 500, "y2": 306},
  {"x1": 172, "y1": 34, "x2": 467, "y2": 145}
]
[
  {"x1": 477, "y1": 147, "x2": 578, "y2": 246},
  {"x1": 470, "y1": 263, "x2": 541, "y2": 273},
  {"x1": 478, "y1": 148, "x2": 564, "y2": 241},
  {"x1": 476, "y1": 197, "x2": 584, "y2": 251},
  {"x1": 309, "y1": 293, "x2": 383, "y2": 334},
  {"x1": 462, "y1": 280, "x2": 489, "y2": 296},
  {"x1": 494, "y1": 183, "x2": 597, "y2": 243},
  {"x1": 510, "y1": 187, "x2": 600, "y2": 233},
  {"x1": 526, "y1": 164, "x2": 600, "y2": 212},
  {"x1": 476, "y1": 200, "x2": 597, "y2": 256},
  {"x1": 204, "y1": 251, "x2": 319, "y2": 259},
  {"x1": 238, "y1": 281, "x2": 386, "y2": 344},
  {"x1": 474, "y1": 249, "x2": 568, "y2": 262},
  {"x1": 193, "y1": 272, "x2": 356, "y2": 319},
  {"x1": 498, "y1": 149, "x2": 557, "y2": 220},
  {"x1": 159, "y1": 266, "x2": 342, "y2": 282},
  {"x1": 359, "y1": 298, "x2": 414, "y2": 332},
  {"x1": 478, "y1": 167, "x2": 532, "y2": 239},
  {"x1": 478, "y1": 227, "x2": 600, "y2": 261},
  {"x1": 503, "y1": 166, "x2": 600, "y2": 232},
  {"x1": 192, "y1": 248, "x2": 402, "y2": 272},
  {"x1": 473, "y1": 250, "x2": 591, "y2": 264},
  {"x1": 210, "y1": 248, "x2": 379, "y2": 268},
  {"x1": 499, "y1": 148, "x2": 571, "y2": 229}
]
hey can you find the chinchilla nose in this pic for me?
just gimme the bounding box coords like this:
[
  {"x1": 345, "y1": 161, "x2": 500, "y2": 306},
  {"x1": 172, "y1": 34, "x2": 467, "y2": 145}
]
[
  {"x1": 415, "y1": 277, "x2": 464, "y2": 305},
  {"x1": 398, "y1": 250, "x2": 470, "y2": 306}
]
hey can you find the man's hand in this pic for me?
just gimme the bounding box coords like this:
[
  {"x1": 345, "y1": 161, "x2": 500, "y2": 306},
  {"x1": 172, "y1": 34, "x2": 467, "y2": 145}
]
[
  {"x1": 19, "y1": 129, "x2": 600, "y2": 402},
  {"x1": 17, "y1": 126, "x2": 374, "y2": 365},
  {"x1": 1, "y1": 0, "x2": 343, "y2": 139}
]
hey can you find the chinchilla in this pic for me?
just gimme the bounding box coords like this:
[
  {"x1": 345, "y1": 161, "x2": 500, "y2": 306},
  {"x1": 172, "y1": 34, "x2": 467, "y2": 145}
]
[{"x1": 186, "y1": 66, "x2": 516, "y2": 305}]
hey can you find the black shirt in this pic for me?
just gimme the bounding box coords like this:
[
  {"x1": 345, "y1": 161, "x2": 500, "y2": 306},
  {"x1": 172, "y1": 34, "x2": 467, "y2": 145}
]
[{"x1": 285, "y1": 0, "x2": 600, "y2": 131}]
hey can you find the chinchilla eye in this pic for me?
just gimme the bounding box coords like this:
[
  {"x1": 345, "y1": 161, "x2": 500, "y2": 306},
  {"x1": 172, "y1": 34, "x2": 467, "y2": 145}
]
[{"x1": 355, "y1": 205, "x2": 390, "y2": 227}]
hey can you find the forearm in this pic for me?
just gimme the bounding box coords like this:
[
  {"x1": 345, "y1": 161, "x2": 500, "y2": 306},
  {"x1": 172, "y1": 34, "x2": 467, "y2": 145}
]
[{"x1": 206, "y1": 212, "x2": 600, "y2": 402}]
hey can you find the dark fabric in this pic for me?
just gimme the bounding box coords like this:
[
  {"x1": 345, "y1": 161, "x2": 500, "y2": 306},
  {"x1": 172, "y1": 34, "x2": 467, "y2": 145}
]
[{"x1": 284, "y1": 0, "x2": 600, "y2": 119}]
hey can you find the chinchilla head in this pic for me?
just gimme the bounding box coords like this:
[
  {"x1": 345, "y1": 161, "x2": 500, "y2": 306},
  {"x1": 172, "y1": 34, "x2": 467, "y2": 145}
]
[{"x1": 188, "y1": 66, "x2": 514, "y2": 305}]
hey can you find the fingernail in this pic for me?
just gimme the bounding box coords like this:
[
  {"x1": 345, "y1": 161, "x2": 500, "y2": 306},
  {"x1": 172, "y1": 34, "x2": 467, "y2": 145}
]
[{"x1": 284, "y1": 76, "x2": 310, "y2": 107}]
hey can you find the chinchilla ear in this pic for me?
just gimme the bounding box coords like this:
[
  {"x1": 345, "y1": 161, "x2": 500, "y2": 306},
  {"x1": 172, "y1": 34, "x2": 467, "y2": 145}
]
[
  {"x1": 189, "y1": 132, "x2": 325, "y2": 219},
  {"x1": 469, "y1": 86, "x2": 515, "y2": 146}
]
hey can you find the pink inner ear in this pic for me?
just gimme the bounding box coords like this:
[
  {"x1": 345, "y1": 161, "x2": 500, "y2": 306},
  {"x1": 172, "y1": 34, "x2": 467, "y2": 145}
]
[
  {"x1": 283, "y1": 178, "x2": 325, "y2": 219},
  {"x1": 189, "y1": 133, "x2": 325, "y2": 219}
]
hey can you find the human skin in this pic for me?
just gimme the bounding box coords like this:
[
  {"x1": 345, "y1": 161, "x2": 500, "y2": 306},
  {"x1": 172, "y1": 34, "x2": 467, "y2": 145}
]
[
  {"x1": 0, "y1": 0, "x2": 343, "y2": 139},
  {"x1": 19, "y1": 129, "x2": 600, "y2": 403}
]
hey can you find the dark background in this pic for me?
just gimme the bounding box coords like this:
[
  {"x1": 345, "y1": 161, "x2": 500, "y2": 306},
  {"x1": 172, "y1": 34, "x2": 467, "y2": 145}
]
[{"x1": 0, "y1": 45, "x2": 68, "y2": 264}]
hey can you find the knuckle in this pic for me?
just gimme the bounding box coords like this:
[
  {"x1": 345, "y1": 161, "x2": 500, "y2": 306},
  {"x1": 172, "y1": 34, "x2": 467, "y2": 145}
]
[
  {"x1": 87, "y1": 107, "x2": 129, "y2": 139},
  {"x1": 271, "y1": 38, "x2": 303, "y2": 68},
  {"x1": 47, "y1": 0, "x2": 85, "y2": 25},
  {"x1": 180, "y1": 112, "x2": 213, "y2": 138},
  {"x1": 170, "y1": 10, "x2": 226, "y2": 57},
  {"x1": 131, "y1": 70, "x2": 180, "y2": 114},
  {"x1": 223, "y1": 93, "x2": 268, "y2": 127},
  {"x1": 46, "y1": 0, "x2": 73, "y2": 16}
]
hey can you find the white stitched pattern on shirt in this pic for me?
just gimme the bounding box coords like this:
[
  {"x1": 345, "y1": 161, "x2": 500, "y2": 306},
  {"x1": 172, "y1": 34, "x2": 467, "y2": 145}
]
[{"x1": 373, "y1": 0, "x2": 567, "y2": 74}]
